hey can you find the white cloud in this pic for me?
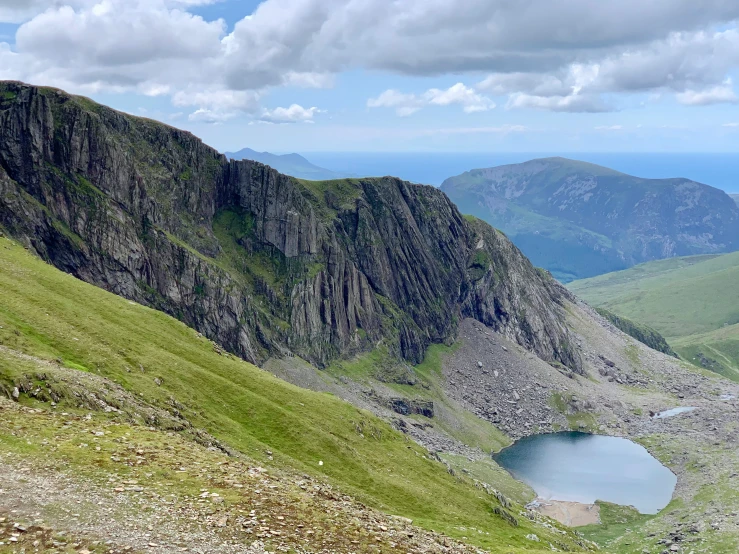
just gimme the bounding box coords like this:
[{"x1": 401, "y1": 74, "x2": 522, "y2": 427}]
[
  {"x1": 594, "y1": 125, "x2": 624, "y2": 130},
  {"x1": 676, "y1": 81, "x2": 738, "y2": 106},
  {"x1": 173, "y1": 89, "x2": 261, "y2": 122},
  {"x1": 424, "y1": 83, "x2": 495, "y2": 113},
  {"x1": 723, "y1": 122, "x2": 739, "y2": 127},
  {"x1": 2, "y1": 0, "x2": 739, "y2": 116},
  {"x1": 367, "y1": 89, "x2": 421, "y2": 116},
  {"x1": 259, "y1": 104, "x2": 321, "y2": 123},
  {"x1": 16, "y1": 2, "x2": 225, "y2": 66},
  {"x1": 507, "y1": 92, "x2": 612, "y2": 113},
  {"x1": 368, "y1": 83, "x2": 494, "y2": 116},
  {"x1": 219, "y1": 0, "x2": 739, "y2": 86}
]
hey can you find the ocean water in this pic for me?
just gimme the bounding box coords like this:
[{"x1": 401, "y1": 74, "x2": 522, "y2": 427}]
[{"x1": 303, "y1": 152, "x2": 739, "y2": 192}]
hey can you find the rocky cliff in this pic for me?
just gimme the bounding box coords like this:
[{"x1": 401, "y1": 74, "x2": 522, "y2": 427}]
[
  {"x1": 442, "y1": 158, "x2": 739, "y2": 282},
  {"x1": 0, "y1": 81, "x2": 580, "y2": 371}
]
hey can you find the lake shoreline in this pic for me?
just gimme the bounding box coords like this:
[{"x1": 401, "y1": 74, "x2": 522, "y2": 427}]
[{"x1": 530, "y1": 498, "x2": 601, "y2": 527}]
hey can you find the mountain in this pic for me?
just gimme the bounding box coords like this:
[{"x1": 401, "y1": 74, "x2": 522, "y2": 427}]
[
  {"x1": 0, "y1": 81, "x2": 579, "y2": 372},
  {"x1": 732, "y1": 193, "x2": 739, "y2": 206},
  {"x1": 441, "y1": 157, "x2": 739, "y2": 283},
  {"x1": 224, "y1": 147, "x2": 349, "y2": 180},
  {"x1": 0, "y1": 235, "x2": 594, "y2": 553},
  {"x1": 569, "y1": 251, "x2": 739, "y2": 380},
  {"x1": 4, "y1": 82, "x2": 739, "y2": 552}
]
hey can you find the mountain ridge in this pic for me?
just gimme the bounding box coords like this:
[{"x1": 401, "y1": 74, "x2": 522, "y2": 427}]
[
  {"x1": 224, "y1": 147, "x2": 349, "y2": 180},
  {"x1": 441, "y1": 157, "x2": 739, "y2": 282},
  {"x1": 0, "y1": 80, "x2": 580, "y2": 373}
]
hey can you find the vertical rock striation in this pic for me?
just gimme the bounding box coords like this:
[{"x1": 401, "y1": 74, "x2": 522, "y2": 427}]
[{"x1": 0, "y1": 81, "x2": 581, "y2": 371}]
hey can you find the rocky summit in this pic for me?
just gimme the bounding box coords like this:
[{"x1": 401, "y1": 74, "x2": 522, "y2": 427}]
[
  {"x1": 0, "y1": 81, "x2": 578, "y2": 371},
  {"x1": 441, "y1": 157, "x2": 739, "y2": 282}
]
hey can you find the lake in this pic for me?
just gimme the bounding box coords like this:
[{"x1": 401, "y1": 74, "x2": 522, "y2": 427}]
[{"x1": 493, "y1": 432, "x2": 676, "y2": 514}]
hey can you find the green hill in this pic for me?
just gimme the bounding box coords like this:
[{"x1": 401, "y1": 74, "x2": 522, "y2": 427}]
[
  {"x1": 0, "y1": 234, "x2": 588, "y2": 553},
  {"x1": 569, "y1": 252, "x2": 739, "y2": 380}
]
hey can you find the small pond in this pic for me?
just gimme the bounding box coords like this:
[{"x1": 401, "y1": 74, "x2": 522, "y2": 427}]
[
  {"x1": 493, "y1": 432, "x2": 676, "y2": 514},
  {"x1": 652, "y1": 407, "x2": 696, "y2": 419}
]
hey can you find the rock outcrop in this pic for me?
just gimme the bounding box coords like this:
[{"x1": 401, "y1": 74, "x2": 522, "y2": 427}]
[{"x1": 0, "y1": 81, "x2": 580, "y2": 371}]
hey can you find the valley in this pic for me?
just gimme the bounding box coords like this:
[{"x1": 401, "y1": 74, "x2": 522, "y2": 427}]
[
  {"x1": 1, "y1": 82, "x2": 739, "y2": 554},
  {"x1": 569, "y1": 252, "x2": 739, "y2": 381}
]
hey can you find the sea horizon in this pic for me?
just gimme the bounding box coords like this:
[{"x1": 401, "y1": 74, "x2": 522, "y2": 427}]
[{"x1": 299, "y1": 151, "x2": 739, "y2": 193}]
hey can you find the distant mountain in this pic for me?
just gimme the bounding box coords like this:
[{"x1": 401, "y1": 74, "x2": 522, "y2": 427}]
[
  {"x1": 441, "y1": 157, "x2": 739, "y2": 282},
  {"x1": 224, "y1": 147, "x2": 348, "y2": 181},
  {"x1": 731, "y1": 193, "x2": 739, "y2": 207}
]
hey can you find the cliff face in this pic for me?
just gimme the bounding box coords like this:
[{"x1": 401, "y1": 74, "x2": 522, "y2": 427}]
[
  {"x1": 442, "y1": 157, "x2": 739, "y2": 282},
  {"x1": 0, "y1": 81, "x2": 580, "y2": 371}
]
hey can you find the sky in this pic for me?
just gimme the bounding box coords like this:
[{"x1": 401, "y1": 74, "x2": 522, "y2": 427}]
[{"x1": 1, "y1": 0, "x2": 739, "y2": 153}]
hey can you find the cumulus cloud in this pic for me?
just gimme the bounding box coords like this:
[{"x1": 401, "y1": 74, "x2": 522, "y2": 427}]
[
  {"x1": 219, "y1": 0, "x2": 739, "y2": 84},
  {"x1": 507, "y1": 92, "x2": 612, "y2": 113},
  {"x1": 173, "y1": 89, "x2": 261, "y2": 122},
  {"x1": 259, "y1": 104, "x2": 321, "y2": 123},
  {"x1": 2, "y1": 0, "x2": 739, "y2": 115},
  {"x1": 676, "y1": 81, "x2": 738, "y2": 106},
  {"x1": 368, "y1": 83, "x2": 494, "y2": 116}
]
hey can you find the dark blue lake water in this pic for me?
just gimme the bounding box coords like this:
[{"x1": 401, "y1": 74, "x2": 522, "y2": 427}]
[{"x1": 493, "y1": 432, "x2": 676, "y2": 514}]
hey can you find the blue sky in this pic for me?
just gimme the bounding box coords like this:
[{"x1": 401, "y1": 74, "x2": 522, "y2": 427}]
[{"x1": 1, "y1": 0, "x2": 739, "y2": 153}]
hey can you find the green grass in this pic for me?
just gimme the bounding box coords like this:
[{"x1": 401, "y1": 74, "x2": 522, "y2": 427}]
[
  {"x1": 0, "y1": 237, "x2": 587, "y2": 552},
  {"x1": 296, "y1": 177, "x2": 364, "y2": 219},
  {"x1": 568, "y1": 252, "x2": 739, "y2": 339},
  {"x1": 439, "y1": 453, "x2": 535, "y2": 505},
  {"x1": 595, "y1": 307, "x2": 677, "y2": 357},
  {"x1": 569, "y1": 251, "x2": 739, "y2": 380},
  {"x1": 578, "y1": 501, "x2": 655, "y2": 547},
  {"x1": 325, "y1": 342, "x2": 511, "y2": 454}
]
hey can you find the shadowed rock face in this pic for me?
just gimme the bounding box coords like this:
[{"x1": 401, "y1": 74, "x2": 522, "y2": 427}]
[{"x1": 0, "y1": 81, "x2": 580, "y2": 372}]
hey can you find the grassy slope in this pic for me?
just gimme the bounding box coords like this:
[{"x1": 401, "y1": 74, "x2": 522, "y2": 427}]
[
  {"x1": 569, "y1": 252, "x2": 739, "y2": 380},
  {"x1": 324, "y1": 343, "x2": 512, "y2": 455},
  {"x1": 0, "y1": 236, "x2": 587, "y2": 552}
]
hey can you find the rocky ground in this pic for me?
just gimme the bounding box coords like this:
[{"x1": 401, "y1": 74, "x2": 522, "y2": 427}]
[{"x1": 0, "y1": 398, "x2": 485, "y2": 554}]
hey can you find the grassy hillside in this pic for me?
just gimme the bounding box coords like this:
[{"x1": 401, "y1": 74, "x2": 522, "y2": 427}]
[
  {"x1": 0, "y1": 234, "x2": 589, "y2": 552},
  {"x1": 569, "y1": 252, "x2": 739, "y2": 380},
  {"x1": 594, "y1": 307, "x2": 677, "y2": 357}
]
